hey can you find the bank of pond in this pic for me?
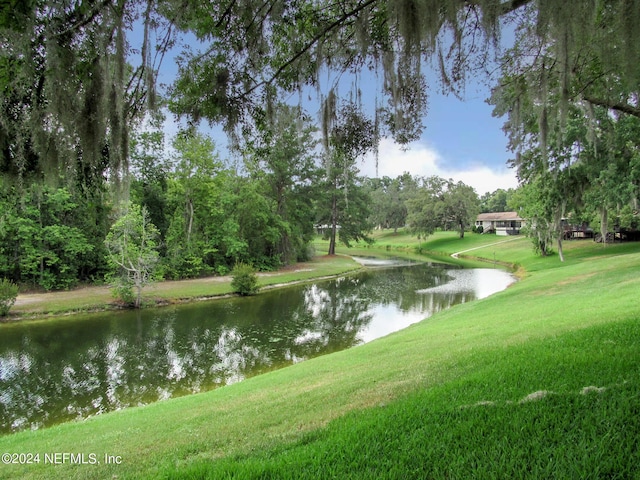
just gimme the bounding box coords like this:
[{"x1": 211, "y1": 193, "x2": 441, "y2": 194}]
[{"x1": 0, "y1": 257, "x2": 515, "y2": 435}]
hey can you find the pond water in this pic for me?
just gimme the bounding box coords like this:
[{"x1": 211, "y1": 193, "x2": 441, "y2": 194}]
[{"x1": 0, "y1": 260, "x2": 515, "y2": 434}]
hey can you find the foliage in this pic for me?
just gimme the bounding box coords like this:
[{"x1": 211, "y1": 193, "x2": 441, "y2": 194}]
[
  {"x1": 5, "y1": 0, "x2": 640, "y2": 218},
  {"x1": 167, "y1": 0, "x2": 640, "y2": 153},
  {"x1": 491, "y1": 5, "x2": 640, "y2": 258},
  {"x1": 4, "y1": 0, "x2": 640, "y2": 294},
  {"x1": 130, "y1": 120, "x2": 171, "y2": 245},
  {"x1": 0, "y1": 184, "x2": 96, "y2": 290},
  {"x1": 365, "y1": 173, "x2": 417, "y2": 232},
  {"x1": 509, "y1": 174, "x2": 556, "y2": 257},
  {"x1": 162, "y1": 131, "x2": 238, "y2": 277},
  {"x1": 243, "y1": 104, "x2": 322, "y2": 264},
  {"x1": 319, "y1": 101, "x2": 376, "y2": 255},
  {"x1": 406, "y1": 176, "x2": 480, "y2": 238},
  {"x1": 0, "y1": 278, "x2": 18, "y2": 316},
  {"x1": 0, "y1": 0, "x2": 153, "y2": 191},
  {"x1": 230, "y1": 263, "x2": 259, "y2": 296},
  {"x1": 104, "y1": 202, "x2": 160, "y2": 308},
  {"x1": 480, "y1": 188, "x2": 515, "y2": 213}
]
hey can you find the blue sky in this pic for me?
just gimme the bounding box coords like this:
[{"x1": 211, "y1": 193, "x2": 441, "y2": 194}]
[{"x1": 360, "y1": 82, "x2": 519, "y2": 195}]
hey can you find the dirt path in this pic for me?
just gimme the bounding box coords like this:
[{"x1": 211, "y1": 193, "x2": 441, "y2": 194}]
[
  {"x1": 450, "y1": 237, "x2": 523, "y2": 259},
  {"x1": 13, "y1": 285, "x2": 111, "y2": 307},
  {"x1": 12, "y1": 270, "x2": 303, "y2": 307},
  {"x1": 9, "y1": 257, "x2": 355, "y2": 318}
]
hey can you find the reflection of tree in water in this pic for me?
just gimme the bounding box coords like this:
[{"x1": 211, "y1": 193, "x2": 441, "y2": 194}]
[
  {"x1": 0, "y1": 340, "x2": 48, "y2": 432},
  {"x1": 0, "y1": 286, "x2": 371, "y2": 433},
  {"x1": 294, "y1": 277, "x2": 375, "y2": 353},
  {"x1": 0, "y1": 263, "x2": 490, "y2": 434},
  {"x1": 346, "y1": 263, "x2": 474, "y2": 313}
]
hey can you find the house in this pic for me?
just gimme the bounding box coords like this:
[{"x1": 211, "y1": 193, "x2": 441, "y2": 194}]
[{"x1": 475, "y1": 212, "x2": 524, "y2": 236}]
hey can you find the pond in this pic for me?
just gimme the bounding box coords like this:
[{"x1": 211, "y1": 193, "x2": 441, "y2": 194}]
[{"x1": 0, "y1": 260, "x2": 515, "y2": 434}]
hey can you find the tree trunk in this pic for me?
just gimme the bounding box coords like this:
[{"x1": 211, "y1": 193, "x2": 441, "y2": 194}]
[
  {"x1": 600, "y1": 207, "x2": 608, "y2": 247},
  {"x1": 557, "y1": 234, "x2": 564, "y2": 262},
  {"x1": 555, "y1": 205, "x2": 565, "y2": 261},
  {"x1": 134, "y1": 271, "x2": 142, "y2": 309},
  {"x1": 135, "y1": 285, "x2": 142, "y2": 309},
  {"x1": 186, "y1": 198, "x2": 194, "y2": 245},
  {"x1": 328, "y1": 194, "x2": 337, "y2": 255},
  {"x1": 538, "y1": 233, "x2": 548, "y2": 256},
  {"x1": 459, "y1": 221, "x2": 465, "y2": 238}
]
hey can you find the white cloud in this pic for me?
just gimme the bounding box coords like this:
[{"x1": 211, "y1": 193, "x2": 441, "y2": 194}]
[{"x1": 359, "y1": 138, "x2": 518, "y2": 195}]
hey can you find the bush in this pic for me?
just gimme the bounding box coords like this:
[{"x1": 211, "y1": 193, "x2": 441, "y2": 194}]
[
  {"x1": 0, "y1": 278, "x2": 19, "y2": 316},
  {"x1": 110, "y1": 281, "x2": 136, "y2": 306},
  {"x1": 231, "y1": 263, "x2": 259, "y2": 296}
]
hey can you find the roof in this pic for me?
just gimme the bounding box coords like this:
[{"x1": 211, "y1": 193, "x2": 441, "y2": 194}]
[{"x1": 476, "y1": 211, "x2": 523, "y2": 221}]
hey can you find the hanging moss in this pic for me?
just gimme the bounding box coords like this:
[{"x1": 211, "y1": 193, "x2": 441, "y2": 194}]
[
  {"x1": 4, "y1": 0, "x2": 640, "y2": 189},
  {"x1": 0, "y1": 0, "x2": 158, "y2": 197}
]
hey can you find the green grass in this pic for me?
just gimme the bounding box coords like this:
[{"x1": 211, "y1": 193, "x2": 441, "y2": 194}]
[
  {"x1": 169, "y1": 319, "x2": 639, "y2": 479},
  {"x1": 1, "y1": 231, "x2": 639, "y2": 479}
]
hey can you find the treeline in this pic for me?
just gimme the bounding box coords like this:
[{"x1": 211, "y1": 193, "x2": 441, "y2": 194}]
[
  {"x1": 0, "y1": 119, "x2": 488, "y2": 292},
  {"x1": 365, "y1": 175, "x2": 481, "y2": 239},
  {"x1": 0, "y1": 104, "x2": 374, "y2": 291},
  {"x1": 0, "y1": 108, "x2": 326, "y2": 291}
]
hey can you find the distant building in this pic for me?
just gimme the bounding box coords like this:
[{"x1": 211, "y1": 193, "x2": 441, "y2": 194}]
[{"x1": 475, "y1": 212, "x2": 523, "y2": 236}]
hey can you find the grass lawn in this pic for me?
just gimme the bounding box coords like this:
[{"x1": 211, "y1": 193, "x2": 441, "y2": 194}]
[{"x1": 1, "y1": 231, "x2": 639, "y2": 479}]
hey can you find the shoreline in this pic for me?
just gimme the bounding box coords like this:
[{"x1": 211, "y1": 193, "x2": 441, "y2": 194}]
[
  {"x1": 3, "y1": 254, "x2": 369, "y2": 322},
  {"x1": 3, "y1": 235, "x2": 517, "y2": 322}
]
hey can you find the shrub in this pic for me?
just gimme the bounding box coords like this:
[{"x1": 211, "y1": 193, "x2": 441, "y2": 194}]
[
  {"x1": 0, "y1": 278, "x2": 19, "y2": 316},
  {"x1": 109, "y1": 280, "x2": 136, "y2": 306},
  {"x1": 231, "y1": 263, "x2": 259, "y2": 296}
]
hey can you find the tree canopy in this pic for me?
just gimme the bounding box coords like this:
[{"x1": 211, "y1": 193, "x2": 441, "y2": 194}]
[{"x1": 3, "y1": 0, "x2": 640, "y2": 184}]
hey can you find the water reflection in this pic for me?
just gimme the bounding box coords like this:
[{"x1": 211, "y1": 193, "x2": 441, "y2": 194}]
[
  {"x1": 0, "y1": 263, "x2": 514, "y2": 434},
  {"x1": 416, "y1": 268, "x2": 516, "y2": 300}
]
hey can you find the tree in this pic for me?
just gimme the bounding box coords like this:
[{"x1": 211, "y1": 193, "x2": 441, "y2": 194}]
[
  {"x1": 130, "y1": 120, "x2": 171, "y2": 246},
  {"x1": 0, "y1": 278, "x2": 18, "y2": 316},
  {"x1": 318, "y1": 102, "x2": 375, "y2": 255},
  {"x1": 163, "y1": 131, "x2": 228, "y2": 278},
  {"x1": 490, "y1": 3, "x2": 640, "y2": 257},
  {"x1": 0, "y1": 184, "x2": 95, "y2": 290},
  {"x1": 366, "y1": 174, "x2": 416, "y2": 232},
  {"x1": 243, "y1": 104, "x2": 322, "y2": 264},
  {"x1": 578, "y1": 113, "x2": 640, "y2": 244},
  {"x1": 442, "y1": 181, "x2": 480, "y2": 238},
  {"x1": 5, "y1": 1, "x2": 640, "y2": 190},
  {"x1": 0, "y1": 0, "x2": 143, "y2": 191},
  {"x1": 508, "y1": 164, "x2": 586, "y2": 261},
  {"x1": 105, "y1": 202, "x2": 160, "y2": 308},
  {"x1": 480, "y1": 188, "x2": 514, "y2": 213},
  {"x1": 406, "y1": 176, "x2": 448, "y2": 238},
  {"x1": 166, "y1": 0, "x2": 640, "y2": 154},
  {"x1": 406, "y1": 177, "x2": 479, "y2": 238}
]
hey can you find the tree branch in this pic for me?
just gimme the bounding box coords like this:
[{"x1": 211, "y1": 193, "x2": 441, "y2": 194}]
[
  {"x1": 241, "y1": 0, "x2": 379, "y2": 99},
  {"x1": 496, "y1": 0, "x2": 533, "y2": 16},
  {"x1": 582, "y1": 95, "x2": 640, "y2": 118}
]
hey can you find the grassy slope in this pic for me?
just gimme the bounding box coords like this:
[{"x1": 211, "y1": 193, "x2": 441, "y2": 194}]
[{"x1": 1, "y1": 232, "x2": 639, "y2": 479}]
